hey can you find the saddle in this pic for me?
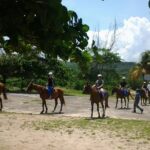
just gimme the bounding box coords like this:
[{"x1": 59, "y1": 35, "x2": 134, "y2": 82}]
[{"x1": 121, "y1": 89, "x2": 128, "y2": 96}]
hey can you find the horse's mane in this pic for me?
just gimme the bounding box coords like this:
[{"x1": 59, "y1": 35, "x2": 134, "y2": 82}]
[{"x1": 32, "y1": 83, "x2": 46, "y2": 89}]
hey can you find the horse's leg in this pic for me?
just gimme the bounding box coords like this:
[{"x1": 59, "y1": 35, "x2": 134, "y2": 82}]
[
  {"x1": 0, "y1": 97, "x2": 2, "y2": 111},
  {"x1": 100, "y1": 101, "x2": 105, "y2": 118},
  {"x1": 59, "y1": 98, "x2": 64, "y2": 113},
  {"x1": 96, "y1": 102, "x2": 100, "y2": 118},
  {"x1": 91, "y1": 102, "x2": 94, "y2": 118},
  {"x1": 121, "y1": 98, "x2": 123, "y2": 108},
  {"x1": 44, "y1": 100, "x2": 48, "y2": 114},
  {"x1": 52, "y1": 98, "x2": 58, "y2": 113},
  {"x1": 124, "y1": 97, "x2": 126, "y2": 108},
  {"x1": 105, "y1": 96, "x2": 109, "y2": 108},
  {"x1": 115, "y1": 97, "x2": 118, "y2": 109},
  {"x1": 145, "y1": 97, "x2": 147, "y2": 105},
  {"x1": 40, "y1": 99, "x2": 45, "y2": 114},
  {"x1": 127, "y1": 96, "x2": 129, "y2": 108}
]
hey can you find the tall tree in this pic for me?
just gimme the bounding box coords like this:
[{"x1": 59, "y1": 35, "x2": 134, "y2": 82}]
[
  {"x1": 130, "y1": 50, "x2": 150, "y2": 80},
  {"x1": 0, "y1": 0, "x2": 89, "y2": 60}
]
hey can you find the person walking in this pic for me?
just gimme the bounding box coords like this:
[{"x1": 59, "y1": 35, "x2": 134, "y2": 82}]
[{"x1": 133, "y1": 89, "x2": 143, "y2": 114}]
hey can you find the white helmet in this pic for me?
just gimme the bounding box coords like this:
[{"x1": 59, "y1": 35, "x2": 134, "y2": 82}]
[
  {"x1": 48, "y1": 72, "x2": 53, "y2": 75},
  {"x1": 122, "y1": 76, "x2": 126, "y2": 79},
  {"x1": 97, "y1": 74, "x2": 102, "y2": 77}
]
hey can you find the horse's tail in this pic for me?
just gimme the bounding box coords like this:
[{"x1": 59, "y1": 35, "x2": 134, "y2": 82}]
[
  {"x1": 3, "y1": 86, "x2": 7, "y2": 100},
  {"x1": 105, "y1": 92, "x2": 109, "y2": 108},
  {"x1": 58, "y1": 89, "x2": 65, "y2": 105},
  {"x1": 61, "y1": 95, "x2": 65, "y2": 105}
]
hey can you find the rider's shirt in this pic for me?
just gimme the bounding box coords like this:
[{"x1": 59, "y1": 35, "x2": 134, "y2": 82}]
[
  {"x1": 147, "y1": 83, "x2": 150, "y2": 91},
  {"x1": 95, "y1": 79, "x2": 104, "y2": 87},
  {"x1": 48, "y1": 77, "x2": 54, "y2": 87},
  {"x1": 120, "y1": 81, "x2": 127, "y2": 88}
]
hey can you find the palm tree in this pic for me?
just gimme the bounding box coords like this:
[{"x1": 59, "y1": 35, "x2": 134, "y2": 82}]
[{"x1": 130, "y1": 51, "x2": 150, "y2": 80}]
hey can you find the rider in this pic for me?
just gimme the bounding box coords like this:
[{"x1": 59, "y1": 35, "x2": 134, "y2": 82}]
[
  {"x1": 47, "y1": 72, "x2": 54, "y2": 99},
  {"x1": 141, "y1": 81, "x2": 148, "y2": 97},
  {"x1": 119, "y1": 76, "x2": 128, "y2": 96},
  {"x1": 95, "y1": 74, "x2": 104, "y2": 98},
  {"x1": 133, "y1": 88, "x2": 143, "y2": 113}
]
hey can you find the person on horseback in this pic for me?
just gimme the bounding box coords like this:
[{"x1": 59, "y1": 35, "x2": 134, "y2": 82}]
[
  {"x1": 95, "y1": 74, "x2": 104, "y2": 98},
  {"x1": 142, "y1": 81, "x2": 148, "y2": 97},
  {"x1": 119, "y1": 76, "x2": 128, "y2": 96},
  {"x1": 47, "y1": 72, "x2": 54, "y2": 99}
]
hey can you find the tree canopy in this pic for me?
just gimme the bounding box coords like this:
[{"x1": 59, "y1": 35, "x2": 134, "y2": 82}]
[
  {"x1": 0, "y1": 0, "x2": 89, "y2": 60},
  {"x1": 130, "y1": 50, "x2": 150, "y2": 80}
]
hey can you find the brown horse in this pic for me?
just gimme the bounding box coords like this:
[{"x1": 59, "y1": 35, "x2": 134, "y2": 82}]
[
  {"x1": 83, "y1": 84, "x2": 107, "y2": 118},
  {"x1": 140, "y1": 89, "x2": 148, "y2": 105},
  {"x1": 27, "y1": 81, "x2": 65, "y2": 114},
  {"x1": 83, "y1": 83, "x2": 109, "y2": 108},
  {"x1": 0, "y1": 82, "x2": 7, "y2": 111},
  {"x1": 112, "y1": 87, "x2": 133, "y2": 109}
]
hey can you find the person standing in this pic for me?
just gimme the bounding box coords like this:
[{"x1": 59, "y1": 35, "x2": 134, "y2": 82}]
[{"x1": 133, "y1": 89, "x2": 143, "y2": 113}]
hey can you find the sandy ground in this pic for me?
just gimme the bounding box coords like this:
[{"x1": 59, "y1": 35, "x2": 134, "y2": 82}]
[{"x1": 0, "y1": 93, "x2": 150, "y2": 150}]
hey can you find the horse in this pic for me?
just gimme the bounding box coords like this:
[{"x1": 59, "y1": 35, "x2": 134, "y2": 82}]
[
  {"x1": 140, "y1": 89, "x2": 148, "y2": 106},
  {"x1": 112, "y1": 87, "x2": 134, "y2": 109},
  {"x1": 148, "y1": 90, "x2": 150, "y2": 104},
  {"x1": 0, "y1": 82, "x2": 7, "y2": 111},
  {"x1": 83, "y1": 83, "x2": 109, "y2": 108},
  {"x1": 83, "y1": 84, "x2": 108, "y2": 118},
  {"x1": 27, "y1": 81, "x2": 65, "y2": 114}
]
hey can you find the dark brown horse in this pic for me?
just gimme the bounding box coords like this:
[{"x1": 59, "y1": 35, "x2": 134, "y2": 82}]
[
  {"x1": 140, "y1": 89, "x2": 148, "y2": 105},
  {"x1": 112, "y1": 87, "x2": 133, "y2": 109},
  {"x1": 83, "y1": 84, "x2": 107, "y2": 118},
  {"x1": 27, "y1": 82, "x2": 65, "y2": 114},
  {"x1": 0, "y1": 82, "x2": 7, "y2": 111}
]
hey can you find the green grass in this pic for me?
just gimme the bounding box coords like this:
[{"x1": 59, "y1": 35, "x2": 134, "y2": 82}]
[
  {"x1": 22, "y1": 117, "x2": 150, "y2": 139},
  {"x1": 59, "y1": 87, "x2": 85, "y2": 96}
]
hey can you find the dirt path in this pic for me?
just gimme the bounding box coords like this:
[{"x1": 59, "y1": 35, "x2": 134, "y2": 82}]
[
  {"x1": 0, "y1": 93, "x2": 150, "y2": 150},
  {"x1": 2, "y1": 93, "x2": 150, "y2": 120}
]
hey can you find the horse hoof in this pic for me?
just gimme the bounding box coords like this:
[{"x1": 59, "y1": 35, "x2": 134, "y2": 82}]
[{"x1": 40, "y1": 112, "x2": 44, "y2": 114}]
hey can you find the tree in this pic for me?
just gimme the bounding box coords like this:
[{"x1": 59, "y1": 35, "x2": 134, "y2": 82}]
[
  {"x1": 130, "y1": 50, "x2": 150, "y2": 80},
  {"x1": 0, "y1": 0, "x2": 89, "y2": 60}
]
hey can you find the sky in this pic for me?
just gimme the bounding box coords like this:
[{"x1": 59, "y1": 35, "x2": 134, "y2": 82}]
[{"x1": 62, "y1": 0, "x2": 150, "y2": 62}]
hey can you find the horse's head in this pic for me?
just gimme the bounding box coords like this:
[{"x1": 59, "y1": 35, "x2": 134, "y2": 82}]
[
  {"x1": 111, "y1": 87, "x2": 118, "y2": 95},
  {"x1": 83, "y1": 83, "x2": 92, "y2": 94},
  {"x1": 26, "y1": 80, "x2": 33, "y2": 93}
]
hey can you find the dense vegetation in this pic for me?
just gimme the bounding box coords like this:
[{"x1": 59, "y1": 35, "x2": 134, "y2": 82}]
[{"x1": 0, "y1": 0, "x2": 149, "y2": 92}]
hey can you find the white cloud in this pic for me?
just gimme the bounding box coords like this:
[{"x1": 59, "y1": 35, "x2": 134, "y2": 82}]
[{"x1": 88, "y1": 17, "x2": 150, "y2": 62}]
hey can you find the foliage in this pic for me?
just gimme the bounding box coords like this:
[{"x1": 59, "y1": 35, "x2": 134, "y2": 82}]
[
  {"x1": 130, "y1": 50, "x2": 150, "y2": 80},
  {"x1": 0, "y1": 0, "x2": 89, "y2": 60},
  {"x1": 83, "y1": 41, "x2": 121, "y2": 88}
]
